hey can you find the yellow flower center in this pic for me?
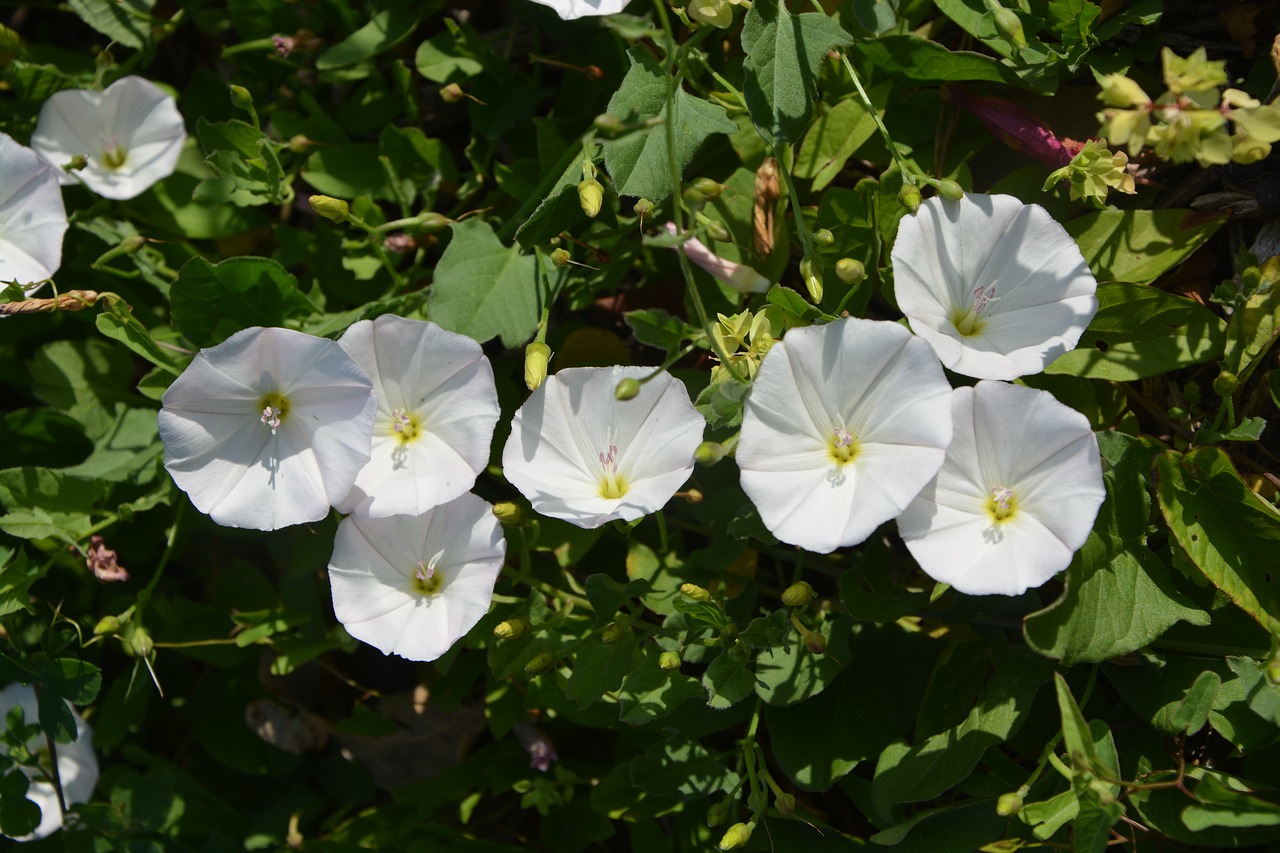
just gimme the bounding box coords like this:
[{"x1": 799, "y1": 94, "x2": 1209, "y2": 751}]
[
  {"x1": 953, "y1": 281, "x2": 1001, "y2": 337},
  {"x1": 102, "y1": 141, "x2": 128, "y2": 170},
  {"x1": 985, "y1": 485, "x2": 1017, "y2": 523},
  {"x1": 258, "y1": 392, "x2": 291, "y2": 434},
  {"x1": 390, "y1": 407, "x2": 423, "y2": 445},
  {"x1": 410, "y1": 550, "x2": 445, "y2": 595},
  {"x1": 597, "y1": 437, "x2": 629, "y2": 500},
  {"x1": 828, "y1": 426, "x2": 859, "y2": 466}
]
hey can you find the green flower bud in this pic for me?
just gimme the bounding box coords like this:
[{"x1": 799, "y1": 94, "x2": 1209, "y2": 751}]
[
  {"x1": 718, "y1": 821, "x2": 755, "y2": 850},
  {"x1": 695, "y1": 441, "x2": 726, "y2": 466},
  {"x1": 633, "y1": 198, "x2": 654, "y2": 218},
  {"x1": 615, "y1": 378, "x2": 640, "y2": 401},
  {"x1": 812, "y1": 228, "x2": 835, "y2": 246},
  {"x1": 835, "y1": 257, "x2": 865, "y2": 285},
  {"x1": 492, "y1": 502, "x2": 525, "y2": 527},
  {"x1": 524, "y1": 649, "x2": 556, "y2": 673},
  {"x1": 781, "y1": 581, "x2": 815, "y2": 608},
  {"x1": 229, "y1": 84, "x2": 254, "y2": 111},
  {"x1": 130, "y1": 627, "x2": 154, "y2": 658},
  {"x1": 63, "y1": 154, "x2": 88, "y2": 173},
  {"x1": 418, "y1": 211, "x2": 451, "y2": 233},
  {"x1": 659, "y1": 651, "x2": 682, "y2": 671},
  {"x1": 578, "y1": 178, "x2": 604, "y2": 218},
  {"x1": 1213, "y1": 370, "x2": 1239, "y2": 396},
  {"x1": 697, "y1": 211, "x2": 732, "y2": 242},
  {"x1": 1268, "y1": 654, "x2": 1280, "y2": 685},
  {"x1": 593, "y1": 113, "x2": 622, "y2": 133},
  {"x1": 683, "y1": 177, "x2": 726, "y2": 203},
  {"x1": 440, "y1": 82, "x2": 465, "y2": 103},
  {"x1": 494, "y1": 618, "x2": 529, "y2": 640},
  {"x1": 938, "y1": 179, "x2": 965, "y2": 201},
  {"x1": 94, "y1": 615, "x2": 121, "y2": 636},
  {"x1": 898, "y1": 183, "x2": 922, "y2": 213},
  {"x1": 601, "y1": 621, "x2": 627, "y2": 644},
  {"x1": 1168, "y1": 406, "x2": 1188, "y2": 421},
  {"x1": 680, "y1": 583, "x2": 712, "y2": 602},
  {"x1": 524, "y1": 342, "x2": 551, "y2": 391},
  {"x1": 983, "y1": 0, "x2": 1027, "y2": 49},
  {"x1": 706, "y1": 797, "x2": 731, "y2": 827},
  {"x1": 551, "y1": 248, "x2": 571, "y2": 267},
  {"x1": 800, "y1": 255, "x2": 823, "y2": 304},
  {"x1": 120, "y1": 234, "x2": 147, "y2": 254},
  {"x1": 775, "y1": 792, "x2": 796, "y2": 815},
  {"x1": 288, "y1": 134, "x2": 313, "y2": 153},
  {"x1": 996, "y1": 791, "x2": 1024, "y2": 816},
  {"x1": 803, "y1": 631, "x2": 826, "y2": 655},
  {"x1": 309, "y1": 195, "x2": 350, "y2": 224}
]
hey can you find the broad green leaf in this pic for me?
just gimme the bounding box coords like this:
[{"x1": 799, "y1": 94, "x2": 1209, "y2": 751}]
[
  {"x1": 1183, "y1": 772, "x2": 1280, "y2": 830},
  {"x1": 63, "y1": 407, "x2": 162, "y2": 485},
  {"x1": 316, "y1": 0, "x2": 423, "y2": 70},
  {"x1": 428, "y1": 219, "x2": 542, "y2": 347},
  {"x1": 414, "y1": 33, "x2": 484, "y2": 82},
  {"x1": 0, "y1": 771, "x2": 41, "y2": 838},
  {"x1": 1066, "y1": 209, "x2": 1225, "y2": 284},
  {"x1": 301, "y1": 143, "x2": 389, "y2": 198},
  {"x1": 839, "y1": 537, "x2": 929, "y2": 622},
  {"x1": 870, "y1": 800, "x2": 1009, "y2": 853},
  {"x1": 1045, "y1": 282, "x2": 1226, "y2": 380},
  {"x1": 1074, "y1": 798, "x2": 1125, "y2": 853},
  {"x1": 629, "y1": 737, "x2": 739, "y2": 798},
  {"x1": 514, "y1": 136, "x2": 600, "y2": 249},
  {"x1": 95, "y1": 297, "x2": 180, "y2": 374},
  {"x1": 852, "y1": 0, "x2": 899, "y2": 34},
  {"x1": 1224, "y1": 268, "x2": 1280, "y2": 379},
  {"x1": 624, "y1": 308, "x2": 698, "y2": 353},
  {"x1": 40, "y1": 657, "x2": 103, "y2": 706},
  {"x1": 851, "y1": 35, "x2": 1025, "y2": 86},
  {"x1": 0, "y1": 468, "x2": 105, "y2": 543},
  {"x1": 0, "y1": 550, "x2": 40, "y2": 618},
  {"x1": 1131, "y1": 766, "x2": 1280, "y2": 847},
  {"x1": 672, "y1": 598, "x2": 731, "y2": 630},
  {"x1": 766, "y1": 283, "x2": 826, "y2": 323},
  {"x1": 617, "y1": 661, "x2": 703, "y2": 725},
  {"x1": 1022, "y1": 788, "x2": 1080, "y2": 840},
  {"x1": 566, "y1": 633, "x2": 637, "y2": 708},
  {"x1": 1054, "y1": 673, "x2": 1098, "y2": 773},
  {"x1": 702, "y1": 648, "x2": 756, "y2": 710},
  {"x1": 753, "y1": 617, "x2": 847, "y2": 706},
  {"x1": 1155, "y1": 447, "x2": 1280, "y2": 635},
  {"x1": 66, "y1": 0, "x2": 155, "y2": 49},
  {"x1": 171, "y1": 256, "x2": 311, "y2": 347},
  {"x1": 583, "y1": 574, "x2": 649, "y2": 627},
  {"x1": 1170, "y1": 670, "x2": 1221, "y2": 736},
  {"x1": 740, "y1": 0, "x2": 853, "y2": 145},
  {"x1": 601, "y1": 48, "x2": 737, "y2": 200},
  {"x1": 30, "y1": 339, "x2": 137, "y2": 442},
  {"x1": 794, "y1": 85, "x2": 890, "y2": 191},
  {"x1": 0, "y1": 409, "x2": 93, "y2": 470}
]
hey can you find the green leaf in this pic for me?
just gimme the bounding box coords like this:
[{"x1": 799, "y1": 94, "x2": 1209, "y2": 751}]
[
  {"x1": 171, "y1": 256, "x2": 312, "y2": 347},
  {"x1": 601, "y1": 48, "x2": 737, "y2": 200},
  {"x1": 0, "y1": 771, "x2": 41, "y2": 838},
  {"x1": 1022, "y1": 788, "x2": 1080, "y2": 840},
  {"x1": 869, "y1": 800, "x2": 1010, "y2": 853},
  {"x1": 566, "y1": 633, "x2": 637, "y2": 708},
  {"x1": 851, "y1": 35, "x2": 1025, "y2": 86},
  {"x1": 583, "y1": 574, "x2": 649, "y2": 628},
  {"x1": 1155, "y1": 447, "x2": 1280, "y2": 635},
  {"x1": 514, "y1": 136, "x2": 601, "y2": 249},
  {"x1": 1170, "y1": 670, "x2": 1221, "y2": 736},
  {"x1": 794, "y1": 84, "x2": 890, "y2": 191},
  {"x1": 1224, "y1": 272, "x2": 1280, "y2": 379},
  {"x1": 95, "y1": 297, "x2": 180, "y2": 374},
  {"x1": 0, "y1": 468, "x2": 105, "y2": 543},
  {"x1": 30, "y1": 339, "x2": 137, "y2": 442},
  {"x1": 740, "y1": 0, "x2": 853, "y2": 145},
  {"x1": 765, "y1": 284, "x2": 826, "y2": 323},
  {"x1": 66, "y1": 0, "x2": 155, "y2": 49},
  {"x1": 753, "y1": 617, "x2": 848, "y2": 706},
  {"x1": 1054, "y1": 673, "x2": 1100, "y2": 774},
  {"x1": 414, "y1": 33, "x2": 484, "y2": 82},
  {"x1": 629, "y1": 736, "x2": 739, "y2": 798},
  {"x1": 301, "y1": 143, "x2": 389, "y2": 198},
  {"x1": 1044, "y1": 282, "x2": 1226, "y2": 380},
  {"x1": 702, "y1": 649, "x2": 757, "y2": 710},
  {"x1": 0, "y1": 550, "x2": 41, "y2": 618},
  {"x1": 1074, "y1": 798, "x2": 1125, "y2": 853},
  {"x1": 428, "y1": 218, "x2": 542, "y2": 347},
  {"x1": 1182, "y1": 772, "x2": 1280, "y2": 830},
  {"x1": 852, "y1": 0, "x2": 899, "y2": 34},
  {"x1": 40, "y1": 657, "x2": 102, "y2": 706},
  {"x1": 1066, "y1": 209, "x2": 1225, "y2": 284},
  {"x1": 624, "y1": 308, "x2": 698, "y2": 353},
  {"x1": 316, "y1": 0, "x2": 423, "y2": 70},
  {"x1": 617, "y1": 661, "x2": 703, "y2": 725},
  {"x1": 672, "y1": 598, "x2": 731, "y2": 630}
]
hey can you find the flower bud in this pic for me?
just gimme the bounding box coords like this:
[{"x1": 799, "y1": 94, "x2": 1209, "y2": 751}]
[
  {"x1": 492, "y1": 502, "x2": 525, "y2": 527},
  {"x1": 1213, "y1": 370, "x2": 1239, "y2": 396},
  {"x1": 418, "y1": 211, "x2": 451, "y2": 232},
  {"x1": 309, "y1": 195, "x2": 350, "y2": 224},
  {"x1": 633, "y1": 198, "x2": 654, "y2": 218},
  {"x1": 593, "y1": 113, "x2": 622, "y2": 134},
  {"x1": 696, "y1": 212, "x2": 732, "y2": 243},
  {"x1": 938, "y1": 179, "x2": 965, "y2": 201},
  {"x1": 94, "y1": 615, "x2": 121, "y2": 636},
  {"x1": 835, "y1": 257, "x2": 865, "y2": 285},
  {"x1": 996, "y1": 791, "x2": 1024, "y2": 816},
  {"x1": 615, "y1": 378, "x2": 640, "y2": 401},
  {"x1": 524, "y1": 342, "x2": 551, "y2": 391},
  {"x1": 775, "y1": 792, "x2": 796, "y2": 815},
  {"x1": 130, "y1": 627, "x2": 154, "y2": 658},
  {"x1": 494, "y1": 618, "x2": 529, "y2": 640},
  {"x1": 601, "y1": 621, "x2": 627, "y2": 644},
  {"x1": 551, "y1": 248, "x2": 571, "y2": 267},
  {"x1": 288, "y1": 134, "x2": 313, "y2": 153},
  {"x1": 1268, "y1": 654, "x2": 1280, "y2": 685},
  {"x1": 804, "y1": 631, "x2": 826, "y2": 655},
  {"x1": 800, "y1": 255, "x2": 823, "y2": 304},
  {"x1": 229, "y1": 84, "x2": 254, "y2": 111},
  {"x1": 680, "y1": 583, "x2": 712, "y2": 602},
  {"x1": 659, "y1": 651, "x2": 682, "y2": 670},
  {"x1": 718, "y1": 821, "x2": 754, "y2": 850},
  {"x1": 683, "y1": 177, "x2": 726, "y2": 203},
  {"x1": 578, "y1": 178, "x2": 604, "y2": 218},
  {"x1": 781, "y1": 581, "x2": 815, "y2": 608},
  {"x1": 984, "y1": 0, "x2": 1027, "y2": 48},
  {"x1": 63, "y1": 154, "x2": 88, "y2": 173},
  {"x1": 812, "y1": 228, "x2": 834, "y2": 246},
  {"x1": 706, "y1": 797, "x2": 731, "y2": 827},
  {"x1": 524, "y1": 649, "x2": 556, "y2": 673},
  {"x1": 695, "y1": 441, "x2": 726, "y2": 466},
  {"x1": 440, "y1": 83, "x2": 464, "y2": 103},
  {"x1": 898, "y1": 183, "x2": 922, "y2": 212}
]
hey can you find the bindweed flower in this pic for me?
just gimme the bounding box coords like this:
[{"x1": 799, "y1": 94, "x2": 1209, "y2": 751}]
[
  {"x1": 896, "y1": 381, "x2": 1105, "y2": 596},
  {"x1": 663, "y1": 223, "x2": 770, "y2": 294},
  {"x1": 736, "y1": 317, "x2": 953, "y2": 554},
  {"x1": 335, "y1": 316, "x2": 499, "y2": 519},
  {"x1": 0, "y1": 684, "x2": 99, "y2": 841},
  {"x1": 523, "y1": 0, "x2": 632, "y2": 20},
  {"x1": 159, "y1": 327, "x2": 376, "y2": 530},
  {"x1": 328, "y1": 493, "x2": 506, "y2": 662},
  {"x1": 502, "y1": 366, "x2": 706, "y2": 528},
  {"x1": 0, "y1": 133, "x2": 67, "y2": 294},
  {"x1": 31, "y1": 76, "x2": 186, "y2": 200},
  {"x1": 892, "y1": 193, "x2": 1098, "y2": 380}
]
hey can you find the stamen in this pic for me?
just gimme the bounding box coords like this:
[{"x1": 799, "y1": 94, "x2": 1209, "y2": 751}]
[
  {"x1": 412, "y1": 549, "x2": 445, "y2": 594},
  {"x1": 102, "y1": 139, "x2": 127, "y2": 170},
  {"x1": 954, "y1": 279, "x2": 1001, "y2": 337},
  {"x1": 597, "y1": 429, "x2": 628, "y2": 499},
  {"x1": 257, "y1": 392, "x2": 290, "y2": 435},
  {"x1": 391, "y1": 408, "x2": 412, "y2": 433},
  {"x1": 260, "y1": 405, "x2": 282, "y2": 434},
  {"x1": 829, "y1": 425, "x2": 858, "y2": 465},
  {"x1": 986, "y1": 485, "x2": 1016, "y2": 523}
]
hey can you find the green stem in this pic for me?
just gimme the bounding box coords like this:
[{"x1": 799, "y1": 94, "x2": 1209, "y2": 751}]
[
  {"x1": 774, "y1": 145, "x2": 814, "y2": 256},
  {"x1": 838, "y1": 53, "x2": 916, "y2": 183},
  {"x1": 346, "y1": 213, "x2": 409, "y2": 290}
]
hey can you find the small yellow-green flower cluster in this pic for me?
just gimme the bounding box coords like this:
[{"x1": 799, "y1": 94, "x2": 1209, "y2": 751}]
[
  {"x1": 710, "y1": 308, "x2": 781, "y2": 384},
  {"x1": 1043, "y1": 139, "x2": 1135, "y2": 204},
  {"x1": 1098, "y1": 47, "x2": 1280, "y2": 167}
]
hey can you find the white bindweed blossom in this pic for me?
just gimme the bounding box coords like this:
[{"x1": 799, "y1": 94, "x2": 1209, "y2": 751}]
[
  {"x1": 663, "y1": 222, "x2": 770, "y2": 294},
  {"x1": 159, "y1": 326, "x2": 376, "y2": 530},
  {"x1": 503, "y1": 366, "x2": 705, "y2": 528},
  {"x1": 892, "y1": 193, "x2": 1098, "y2": 380},
  {"x1": 522, "y1": 0, "x2": 631, "y2": 19},
  {"x1": 0, "y1": 683, "x2": 99, "y2": 841},
  {"x1": 736, "y1": 317, "x2": 953, "y2": 554},
  {"x1": 336, "y1": 316, "x2": 499, "y2": 518},
  {"x1": 0, "y1": 133, "x2": 67, "y2": 294},
  {"x1": 897, "y1": 380, "x2": 1106, "y2": 596},
  {"x1": 31, "y1": 75, "x2": 187, "y2": 201},
  {"x1": 328, "y1": 492, "x2": 506, "y2": 662}
]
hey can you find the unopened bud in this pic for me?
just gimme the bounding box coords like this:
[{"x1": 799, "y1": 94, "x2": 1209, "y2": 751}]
[
  {"x1": 229, "y1": 84, "x2": 254, "y2": 111},
  {"x1": 696, "y1": 212, "x2": 731, "y2": 242},
  {"x1": 800, "y1": 255, "x2": 823, "y2": 304},
  {"x1": 494, "y1": 618, "x2": 530, "y2": 640},
  {"x1": 718, "y1": 820, "x2": 755, "y2": 850},
  {"x1": 659, "y1": 651, "x2": 682, "y2": 670},
  {"x1": 593, "y1": 113, "x2": 622, "y2": 133},
  {"x1": 987, "y1": 1, "x2": 1027, "y2": 49},
  {"x1": 938, "y1": 179, "x2": 965, "y2": 201},
  {"x1": 835, "y1": 257, "x2": 865, "y2": 284},
  {"x1": 309, "y1": 195, "x2": 349, "y2": 224},
  {"x1": 63, "y1": 154, "x2": 88, "y2": 173},
  {"x1": 781, "y1": 581, "x2": 815, "y2": 608},
  {"x1": 683, "y1": 177, "x2": 726, "y2": 203},
  {"x1": 996, "y1": 792, "x2": 1024, "y2": 816},
  {"x1": 525, "y1": 342, "x2": 551, "y2": 391},
  {"x1": 129, "y1": 627, "x2": 154, "y2": 658},
  {"x1": 418, "y1": 211, "x2": 451, "y2": 232},
  {"x1": 898, "y1": 183, "x2": 922, "y2": 213},
  {"x1": 633, "y1": 199, "x2": 654, "y2": 219},
  {"x1": 774, "y1": 792, "x2": 796, "y2": 815},
  {"x1": 288, "y1": 134, "x2": 312, "y2": 153},
  {"x1": 550, "y1": 248, "x2": 571, "y2": 267},
  {"x1": 601, "y1": 622, "x2": 627, "y2": 644},
  {"x1": 492, "y1": 502, "x2": 525, "y2": 527},
  {"x1": 812, "y1": 228, "x2": 834, "y2": 246},
  {"x1": 1213, "y1": 371, "x2": 1239, "y2": 396},
  {"x1": 578, "y1": 178, "x2": 604, "y2": 218},
  {"x1": 615, "y1": 378, "x2": 640, "y2": 400},
  {"x1": 440, "y1": 83, "x2": 465, "y2": 103},
  {"x1": 706, "y1": 797, "x2": 731, "y2": 827},
  {"x1": 120, "y1": 235, "x2": 147, "y2": 254},
  {"x1": 94, "y1": 615, "x2": 121, "y2": 636},
  {"x1": 804, "y1": 631, "x2": 826, "y2": 655},
  {"x1": 695, "y1": 441, "x2": 726, "y2": 466},
  {"x1": 680, "y1": 583, "x2": 712, "y2": 602},
  {"x1": 524, "y1": 649, "x2": 556, "y2": 673}
]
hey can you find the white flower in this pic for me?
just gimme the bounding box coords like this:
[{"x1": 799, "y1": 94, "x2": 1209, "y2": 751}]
[
  {"x1": 892, "y1": 193, "x2": 1098, "y2": 380},
  {"x1": 663, "y1": 222, "x2": 770, "y2": 294},
  {"x1": 522, "y1": 0, "x2": 632, "y2": 19},
  {"x1": 159, "y1": 327, "x2": 376, "y2": 530},
  {"x1": 31, "y1": 76, "x2": 187, "y2": 201},
  {"x1": 736, "y1": 317, "x2": 953, "y2": 554},
  {"x1": 0, "y1": 683, "x2": 98, "y2": 841},
  {"x1": 897, "y1": 380, "x2": 1106, "y2": 596},
  {"x1": 328, "y1": 493, "x2": 506, "y2": 662},
  {"x1": 0, "y1": 133, "x2": 67, "y2": 294},
  {"x1": 502, "y1": 366, "x2": 705, "y2": 528},
  {"x1": 336, "y1": 316, "x2": 499, "y2": 519}
]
